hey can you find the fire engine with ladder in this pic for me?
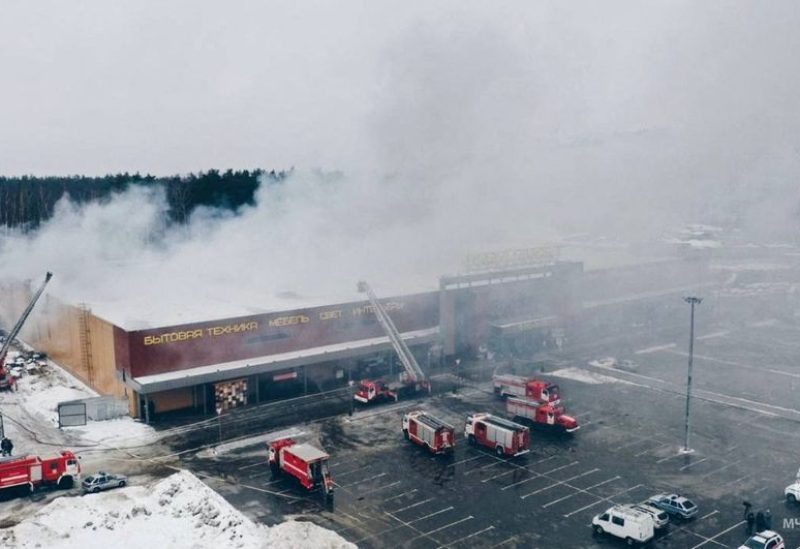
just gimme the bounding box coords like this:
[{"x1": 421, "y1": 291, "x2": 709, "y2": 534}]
[
  {"x1": 0, "y1": 272, "x2": 53, "y2": 391},
  {"x1": 506, "y1": 397, "x2": 579, "y2": 433},
  {"x1": 0, "y1": 450, "x2": 80, "y2": 494},
  {"x1": 353, "y1": 281, "x2": 430, "y2": 404},
  {"x1": 268, "y1": 438, "x2": 334, "y2": 503},
  {"x1": 492, "y1": 373, "x2": 560, "y2": 404},
  {"x1": 402, "y1": 411, "x2": 455, "y2": 455},
  {"x1": 465, "y1": 413, "x2": 531, "y2": 457}
]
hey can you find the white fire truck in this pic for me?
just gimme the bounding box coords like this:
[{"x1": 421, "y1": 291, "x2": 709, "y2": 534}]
[
  {"x1": 268, "y1": 438, "x2": 334, "y2": 503},
  {"x1": 492, "y1": 373, "x2": 560, "y2": 403},
  {"x1": 506, "y1": 397, "x2": 580, "y2": 433},
  {"x1": 465, "y1": 413, "x2": 530, "y2": 457},
  {"x1": 402, "y1": 411, "x2": 455, "y2": 455},
  {"x1": 0, "y1": 450, "x2": 80, "y2": 494}
]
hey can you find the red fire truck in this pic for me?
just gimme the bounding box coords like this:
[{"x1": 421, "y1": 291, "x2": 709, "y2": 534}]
[
  {"x1": 506, "y1": 397, "x2": 580, "y2": 433},
  {"x1": 402, "y1": 411, "x2": 455, "y2": 455},
  {"x1": 464, "y1": 413, "x2": 530, "y2": 457},
  {"x1": 354, "y1": 379, "x2": 398, "y2": 404},
  {"x1": 0, "y1": 450, "x2": 80, "y2": 494},
  {"x1": 492, "y1": 373, "x2": 560, "y2": 404},
  {"x1": 268, "y1": 438, "x2": 334, "y2": 502}
]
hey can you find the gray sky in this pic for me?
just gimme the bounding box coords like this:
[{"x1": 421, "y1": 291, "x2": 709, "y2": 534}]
[{"x1": 1, "y1": 1, "x2": 799, "y2": 326}]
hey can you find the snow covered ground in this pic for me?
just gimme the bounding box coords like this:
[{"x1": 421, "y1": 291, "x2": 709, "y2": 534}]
[
  {"x1": 549, "y1": 366, "x2": 635, "y2": 385},
  {"x1": 0, "y1": 470, "x2": 355, "y2": 549}
]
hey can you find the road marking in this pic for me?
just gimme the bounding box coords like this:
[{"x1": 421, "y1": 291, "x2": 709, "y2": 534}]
[
  {"x1": 437, "y1": 526, "x2": 495, "y2": 549},
  {"x1": 582, "y1": 476, "x2": 621, "y2": 491},
  {"x1": 689, "y1": 520, "x2": 746, "y2": 549},
  {"x1": 489, "y1": 537, "x2": 518, "y2": 548},
  {"x1": 700, "y1": 461, "x2": 737, "y2": 479},
  {"x1": 543, "y1": 461, "x2": 579, "y2": 475},
  {"x1": 408, "y1": 506, "x2": 454, "y2": 524},
  {"x1": 699, "y1": 510, "x2": 719, "y2": 520},
  {"x1": 562, "y1": 483, "x2": 643, "y2": 518},
  {"x1": 635, "y1": 442, "x2": 671, "y2": 457},
  {"x1": 370, "y1": 481, "x2": 402, "y2": 493},
  {"x1": 523, "y1": 468, "x2": 600, "y2": 501},
  {"x1": 635, "y1": 343, "x2": 677, "y2": 354},
  {"x1": 501, "y1": 474, "x2": 540, "y2": 490},
  {"x1": 657, "y1": 452, "x2": 685, "y2": 464},
  {"x1": 448, "y1": 455, "x2": 486, "y2": 468},
  {"x1": 393, "y1": 498, "x2": 434, "y2": 513},
  {"x1": 679, "y1": 457, "x2": 709, "y2": 471},
  {"x1": 339, "y1": 472, "x2": 387, "y2": 487},
  {"x1": 421, "y1": 516, "x2": 474, "y2": 536},
  {"x1": 381, "y1": 488, "x2": 417, "y2": 502},
  {"x1": 464, "y1": 460, "x2": 504, "y2": 475},
  {"x1": 696, "y1": 331, "x2": 729, "y2": 340}
]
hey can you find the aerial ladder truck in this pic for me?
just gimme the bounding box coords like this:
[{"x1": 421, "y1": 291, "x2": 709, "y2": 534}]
[
  {"x1": 353, "y1": 281, "x2": 431, "y2": 404},
  {"x1": 0, "y1": 272, "x2": 53, "y2": 391}
]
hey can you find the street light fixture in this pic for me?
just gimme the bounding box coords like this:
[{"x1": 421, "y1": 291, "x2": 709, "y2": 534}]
[{"x1": 681, "y1": 296, "x2": 702, "y2": 454}]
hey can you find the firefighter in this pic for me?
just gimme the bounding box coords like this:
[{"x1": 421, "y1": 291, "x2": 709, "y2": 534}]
[
  {"x1": 0, "y1": 437, "x2": 12, "y2": 456},
  {"x1": 745, "y1": 510, "x2": 755, "y2": 535},
  {"x1": 755, "y1": 510, "x2": 766, "y2": 533},
  {"x1": 764, "y1": 509, "x2": 772, "y2": 530}
]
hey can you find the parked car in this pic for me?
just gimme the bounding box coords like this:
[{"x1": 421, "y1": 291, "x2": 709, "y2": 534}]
[
  {"x1": 592, "y1": 504, "x2": 655, "y2": 545},
  {"x1": 82, "y1": 471, "x2": 127, "y2": 493},
  {"x1": 738, "y1": 530, "x2": 785, "y2": 549},
  {"x1": 647, "y1": 493, "x2": 698, "y2": 519},
  {"x1": 626, "y1": 503, "x2": 669, "y2": 529},
  {"x1": 785, "y1": 481, "x2": 800, "y2": 503}
]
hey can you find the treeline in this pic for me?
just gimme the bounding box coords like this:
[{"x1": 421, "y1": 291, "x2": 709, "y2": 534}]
[{"x1": 0, "y1": 169, "x2": 291, "y2": 229}]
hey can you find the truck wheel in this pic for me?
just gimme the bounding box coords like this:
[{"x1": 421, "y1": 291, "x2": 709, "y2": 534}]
[
  {"x1": 625, "y1": 537, "x2": 635, "y2": 546},
  {"x1": 495, "y1": 445, "x2": 504, "y2": 457},
  {"x1": 788, "y1": 493, "x2": 797, "y2": 503},
  {"x1": 594, "y1": 525, "x2": 604, "y2": 535},
  {"x1": 467, "y1": 435, "x2": 476, "y2": 446},
  {"x1": 403, "y1": 429, "x2": 409, "y2": 440},
  {"x1": 58, "y1": 476, "x2": 74, "y2": 489}
]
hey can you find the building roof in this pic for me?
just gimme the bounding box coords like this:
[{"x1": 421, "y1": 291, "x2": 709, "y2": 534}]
[{"x1": 128, "y1": 327, "x2": 439, "y2": 394}]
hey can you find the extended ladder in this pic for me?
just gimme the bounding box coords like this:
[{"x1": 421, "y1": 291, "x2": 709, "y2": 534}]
[
  {"x1": 357, "y1": 281, "x2": 426, "y2": 383},
  {"x1": 0, "y1": 272, "x2": 53, "y2": 362}
]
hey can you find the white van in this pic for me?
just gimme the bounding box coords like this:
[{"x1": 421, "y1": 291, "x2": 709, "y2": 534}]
[{"x1": 592, "y1": 505, "x2": 655, "y2": 545}]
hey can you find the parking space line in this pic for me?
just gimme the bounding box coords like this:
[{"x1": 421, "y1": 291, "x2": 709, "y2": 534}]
[
  {"x1": 689, "y1": 520, "x2": 745, "y2": 549},
  {"x1": 489, "y1": 536, "x2": 518, "y2": 548},
  {"x1": 393, "y1": 498, "x2": 434, "y2": 513},
  {"x1": 501, "y1": 474, "x2": 541, "y2": 490},
  {"x1": 562, "y1": 483, "x2": 642, "y2": 518},
  {"x1": 679, "y1": 457, "x2": 709, "y2": 471},
  {"x1": 635, "y1": 442, "x2": 670, "y2": 457},
  {"x1": 436, "y1": 526, "x2": 495, "y2": 549},
  {"x1": 522, "y1": 468, "x2": 600, "y2": 501},
  {"x1": 335, "y1": 467, "x2": 369, "y2": 478},
  {"x1": 420, "y1": 516, "x2": 474, "y2": 537},
  {"x1": 448, "y1": 455, "x2": 486, "y2": 468},
  {"x1": 543, "y1": 461, "x2": 579, "y2": 475},
  {"x1": 381, "y1": 488, "x2": 417, "y2": 503},
  {"x1": 370, "y1": 481, "x2": 402, "y2": 493},
  {"x1": 483, "y1": 455, "x2": 559, "y2": 484},
  {"x1": 700, "y1": 461, "x2": 737, "y2": 479},
  {"x1": 657, "y1": 452, "x2": 685, "y2": 464},
  {"x1": 464, "y1": 460, "x2": 504, "y2": 475},
  {"x1": 408, "y1": 506, "x2": 454, "y2": 524},
  {"x1": 699, "y1": 510, "x2": 719, "y2": 520},
  {"x1": 339, "y1": 472, "x2": 387, "y2": 488}
]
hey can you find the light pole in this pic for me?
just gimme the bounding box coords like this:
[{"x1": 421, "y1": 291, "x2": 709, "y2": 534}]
[{"x1": 681, "y1": 296, "x2": 702, "y2": 454}]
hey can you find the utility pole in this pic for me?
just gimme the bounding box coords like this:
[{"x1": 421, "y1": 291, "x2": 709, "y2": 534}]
[{"x1": 681, "y1": 296, "x2": 702, "y2": 454}]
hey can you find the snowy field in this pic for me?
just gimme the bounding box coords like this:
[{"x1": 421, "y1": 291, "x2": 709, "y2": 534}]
[{"x1": 0, "y1": 470, "x2": 355, "y2": 549}]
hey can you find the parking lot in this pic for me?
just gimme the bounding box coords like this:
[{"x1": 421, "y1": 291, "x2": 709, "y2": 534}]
[{"x1": 182, "y1": 312, "x2": 800, "y2": 548}]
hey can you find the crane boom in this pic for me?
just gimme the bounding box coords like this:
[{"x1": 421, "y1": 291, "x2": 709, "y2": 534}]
[
  {"x1": 0, "y1": 272, "x2": 53, "y2": 363},
  {"x1": 357, "y1": 281, "x2": 426, "y2": 382}
]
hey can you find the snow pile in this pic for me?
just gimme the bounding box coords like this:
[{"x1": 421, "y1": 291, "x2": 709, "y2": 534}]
[{"x1": 0, "y1": 470, "x2": 355, "y2": 549}]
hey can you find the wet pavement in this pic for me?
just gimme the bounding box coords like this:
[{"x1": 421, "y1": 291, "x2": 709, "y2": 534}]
[{"x1": 179, "y1": 312, "x2": 800, "y2": 548}]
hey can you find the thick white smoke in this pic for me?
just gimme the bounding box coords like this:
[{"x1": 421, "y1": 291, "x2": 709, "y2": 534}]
[{"x1": 1, "y1": 1, "x2": 799, "y2": 327}]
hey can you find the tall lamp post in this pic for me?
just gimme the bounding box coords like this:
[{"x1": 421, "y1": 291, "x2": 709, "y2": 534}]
[{"x1": 681, "y1": 296, "x2": 702, "y2": 454}]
